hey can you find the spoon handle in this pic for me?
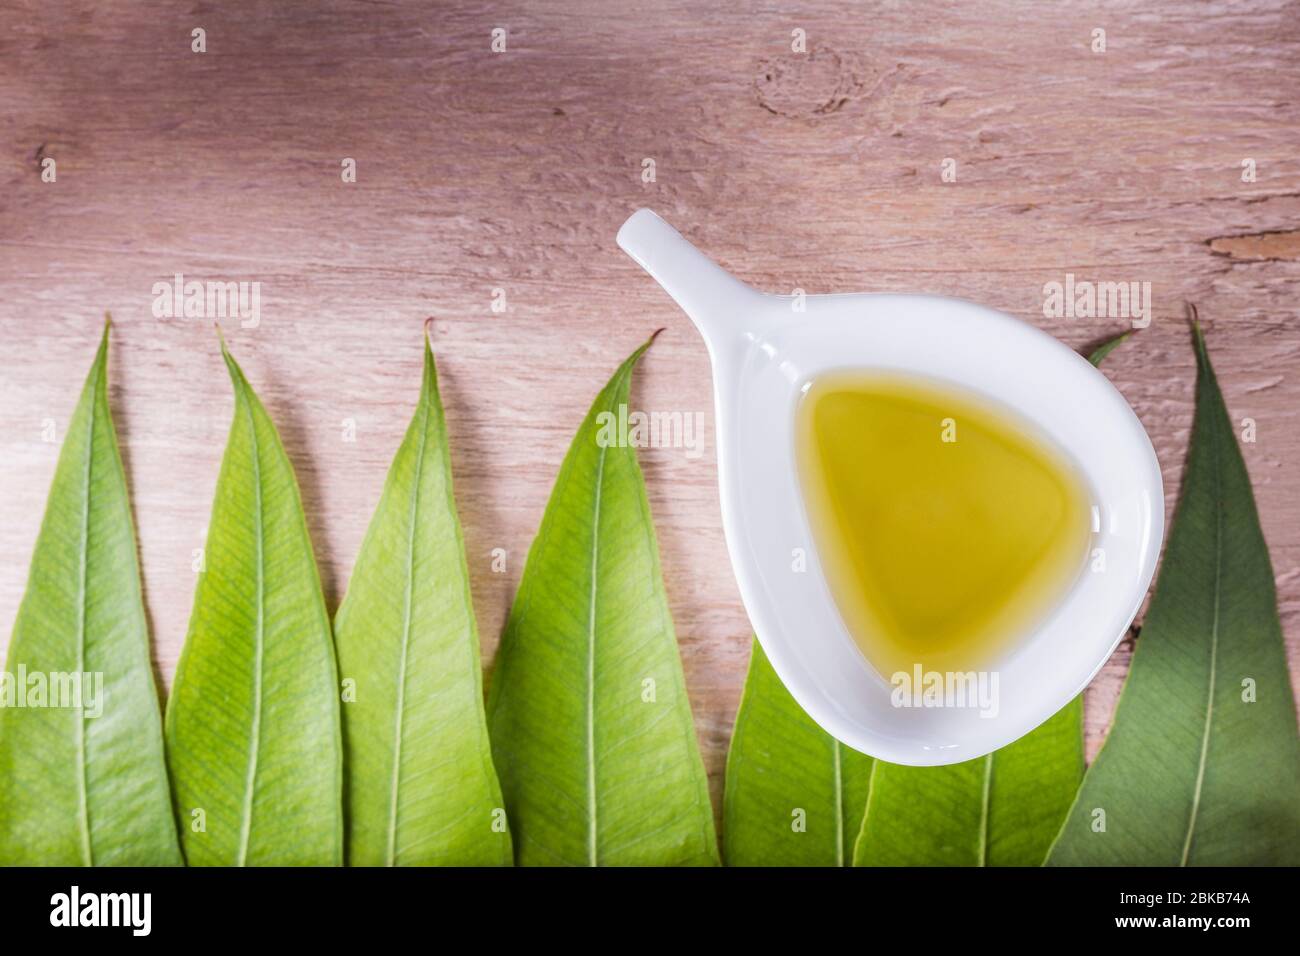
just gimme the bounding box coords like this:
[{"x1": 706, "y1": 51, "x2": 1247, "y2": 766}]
[{"x1": 617, "y1": 209, "x2": 765, "y2": 356}]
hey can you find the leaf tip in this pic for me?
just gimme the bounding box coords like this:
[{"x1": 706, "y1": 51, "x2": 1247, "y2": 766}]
[
  {"x1": 614, "y1": 328, "x2": 666, "y2": 377},
  {"x1": 1186, "y1": 302, "x2": 1211, "y2": 368},
  {"x1": 90, "y1": 313, "x2": 112, "y2": 382},
  {"x1": 1086, "y1": 328, "x2": 1133, "y2": 367},
  {"x1": 98, "y1": 313, "x2": 112, "y2": 353},
  {"x1": 422, "y1": 316, "x2": 439, "y2": 367},
  {"x1": 214, "y1": 326, "x2": 248, "y2": 393}
]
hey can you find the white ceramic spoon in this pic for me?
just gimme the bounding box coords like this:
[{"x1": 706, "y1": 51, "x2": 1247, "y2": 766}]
[{"x1": 617, "y1": 207, "x2": 1164, "y2": 766}]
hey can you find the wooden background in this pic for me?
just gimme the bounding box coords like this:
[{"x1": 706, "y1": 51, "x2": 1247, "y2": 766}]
[{"x1": 2, "y1": 1, "x2": 1298, "y2": 817}]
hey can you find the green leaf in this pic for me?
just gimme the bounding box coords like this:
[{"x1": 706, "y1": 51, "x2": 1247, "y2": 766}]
[
  {"x1": 1086, "y1": 330, "x2": 1132, "y2": 366},
  {"x1": 0, "y1": 323, "x2": 181, "y2": 866},
  {"x1": 164, "y1": 337, "x2": 343, "y2": 866},
  {"x1": 853, "y1": 699, "x2": 1082, "y2": 865},
  {"x1": 1048, "y1": 322, "x2": 1300, "y2": 865},
  {"x1": 723, "y1": 639, "x2": 873, "y2": 865},
  {"x1": 486, "y1": 335, "x2": 719, "y2": 866},
  {"x1": 334, "y1": 335, "x2": 510, "y2": 866}
]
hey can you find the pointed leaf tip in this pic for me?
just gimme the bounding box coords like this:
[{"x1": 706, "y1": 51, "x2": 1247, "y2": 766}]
[
  {"x1": 486, "y1": 335, "x2": 718, "y2": 865},
  {"x1": 1086, "y1": 329, "x2": 1133, "y2": 367},
  {"x1": 95, "y1": 320, "x2": 111, "y2": 363},
  {"x1": 1047, "y1": 323, "x2": 1300, "y2": 866},
  {"x1": 215, "y1": 329, "x2": 248, "y2": 392},
  {"x1": 166, "y1": 342, "x2": 342, "y2": 865},
  {"x1": 623, "y1": 328, "x2": 664, "y2": 369},
  {"x1": 1187, "y1": 304, "x2": 1212, "y2": 368},
  {"x1": 0, "y1": 330, "x2": 180, "y2": 864},
  {"x1": 334, "y1": 343, "x2": 509, "y2": 865}
]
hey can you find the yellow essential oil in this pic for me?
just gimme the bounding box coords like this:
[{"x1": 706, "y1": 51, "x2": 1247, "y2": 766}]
[{"x1": 796, "y1": 371, "x2": 1092, "y2": 678}]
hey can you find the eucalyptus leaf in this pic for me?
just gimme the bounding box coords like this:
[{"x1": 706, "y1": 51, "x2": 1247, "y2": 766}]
[
  {"x1": 723, "y1": 639, "x2": 872, "y2": 865},
  {"x1": 164, "y1": 338, "x2": 342, "y2": 866},
  {"x1": 0, "y1": 323, "x2": 181, "y2": 866},
  {"x1": 854, "y1": 698, "x2": 1082, "y2": 865},
  {"x1": 1048, "y1": 321, "x2": 1300, "y2": 865},
  {"x1": 1086, "y1": 330, "x2": 1132, "y2": 366},
  {"x1": 486, "y1": 335, "x2": 719, "y2": 866},
  {"x1": 334, "y1": 335, "x2": 510, "y2": 866}
]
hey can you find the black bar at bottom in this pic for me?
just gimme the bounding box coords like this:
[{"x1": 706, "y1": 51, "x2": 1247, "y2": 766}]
[{"x1": 0, "y1": 865, "x2": 1283, "y2": 941}]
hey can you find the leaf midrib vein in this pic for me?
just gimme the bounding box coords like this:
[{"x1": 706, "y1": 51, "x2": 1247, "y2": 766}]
[
  {"x1": 387, "y1": 388, "x2": 430, "y2": 866},
  {"x1": 1181, "y1": 389, "x2": 1222, "y2": 867},
  {"x1": 583, "y1": 360, "x2": 636, "y2": 867},
  {"x1": 74, "y1": 361, "x2": 100, "y2": 867},
  {"x1": 236, "y1": 387, "x2": 265, "y2": 867},
  {"x1": 586, "y1": 438, "x2": 607, "y2": 868},
  {"x1": 832, "y1": 740, "x2": 844, "y2": 866},
  {"x1": 978, "y1": 751, "x2": 993, "y2": 866}
]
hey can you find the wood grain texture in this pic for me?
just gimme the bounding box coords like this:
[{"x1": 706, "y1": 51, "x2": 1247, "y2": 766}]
[{"x1": 2, "y1": 1, "x2": 1298, "y2": 826}]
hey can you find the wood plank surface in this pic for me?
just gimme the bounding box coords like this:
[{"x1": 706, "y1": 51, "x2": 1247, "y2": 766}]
[{"x1": 2, "y1": 1, "x2": 1298, "y2": 820}]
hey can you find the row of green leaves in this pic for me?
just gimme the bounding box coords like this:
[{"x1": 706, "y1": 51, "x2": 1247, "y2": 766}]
[
  {"x1": 1, "y1": 319, "x2": 1296, "y2": 866},
  {"x1": 0, "y1": 322, "x2": 713, "y2": 866}
]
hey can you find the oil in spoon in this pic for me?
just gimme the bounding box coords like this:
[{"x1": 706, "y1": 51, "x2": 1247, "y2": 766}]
[{"x1": 796, "y1": 371, "x2": 1092, "y2": 679}]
